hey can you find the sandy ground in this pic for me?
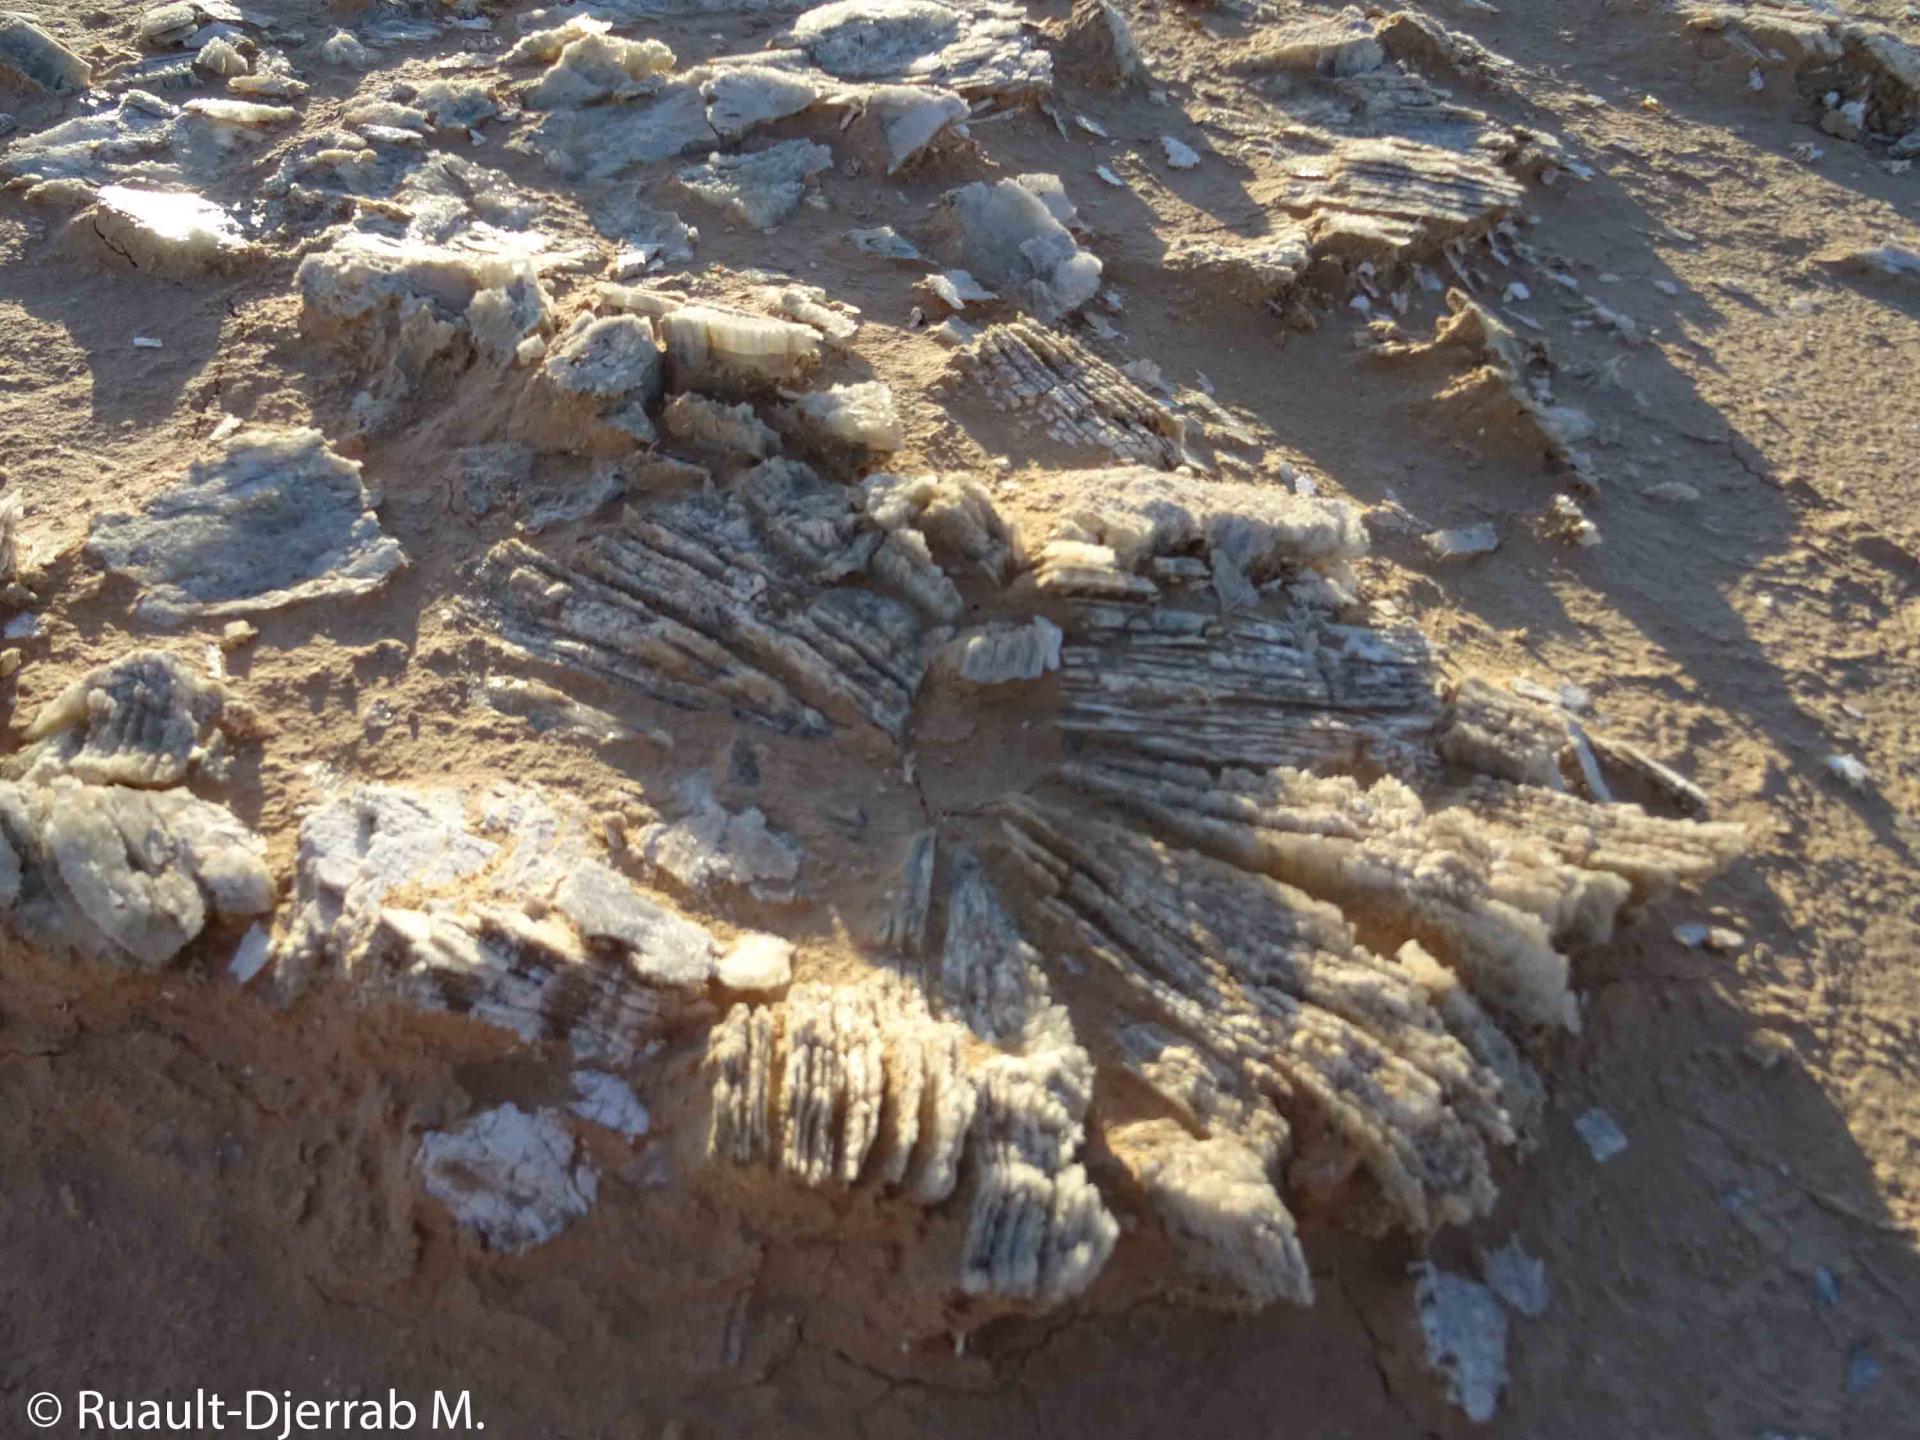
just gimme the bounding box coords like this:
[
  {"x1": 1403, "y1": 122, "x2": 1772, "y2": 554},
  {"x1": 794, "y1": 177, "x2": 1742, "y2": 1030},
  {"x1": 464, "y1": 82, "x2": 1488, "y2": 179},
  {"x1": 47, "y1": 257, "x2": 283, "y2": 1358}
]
[{"x1": 0, "y1": 0, "x2": 1916, "y2": 1435}]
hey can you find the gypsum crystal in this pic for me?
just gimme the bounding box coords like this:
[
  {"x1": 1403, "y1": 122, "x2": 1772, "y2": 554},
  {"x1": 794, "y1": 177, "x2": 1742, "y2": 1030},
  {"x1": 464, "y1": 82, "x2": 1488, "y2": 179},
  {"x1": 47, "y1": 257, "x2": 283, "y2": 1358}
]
[
  {"x1": 755, "y1": 283, "x2": 862, "y2": 343},
  {"x1": 658, "y1": 303, "x2": 823, "y2": 392},
  {"x1": 7, "y1": 649, "x2": 240, "y2": 788},
  {"x1": 937, "y1": 848, "x2": 1059, "y2": 1044},
  {"x1": 962, "y1": 1037, "x2": 1116, "y2": 1302},
  {"x1": 417, "y1": 1103, "x2": 599, "y2": 1252},
  {"x1": 0, "y1": 776, "x2": 271, "y2": 969},
  {"x1": 0, "y1": 93, "x2": 180, "y2": 187},
  {"x1": 523, "y1": 314, "x2": 666, "y2": 448},
  {"x1": 524, "y1": 29, "x2": 676, "y2": 109},
  {"x1": 789, "y1": 0, "x2": 1052, "y2": 100},
  {"x1": 482, "y1": 674, "x2": 667, "y2": 748},
  {"x1": 474, "y1": 465, "x2": 958, "y2": 739},
  {"x1": 633, "y1": 773, "x2": 803, "y2": 903},
  {"x1": 1164, "y1": 230, "x2": 1313, "y2": 305},
  {"x1": 86, "y1": 426, "x2": 406, "y2": 626},
  {"x1": 297, "y1": 227, "x2": 555, "y2": 414},
  {"x1": 1033, "y1": 466, "x2": 1368, "y2": 589},
  {"x1": 876, "y1": 829, "x2": 939, "y2": 958},
  {"x1": 999, "y1": 798, "x2": 1516, "y2": 1234},
  {"x1": 0, "y1": 491, "x2": 18, "y2": 580},
  {"x1": 1174, "y1": 12, "x2": 1545, "y2": 305},
  {"x1": 702, "y1": 63, "x2": 821, "y2": 139},
  {"x1": 518, "y1": 84, "x2": 716, "y2": 180},
  {"x1": 1059, "y1": 755, "x2": 1586, "y2": 1033},
  {"x1": 705, "y1": 976, "x2": 982, "y2": 1203},
  {"x1": 675, "y1": 139, "x2": 832, "y2": 232},
  {"x1": 709, "y1": 846, "x2": 1115, "y2": 1283},
  {"x1": 705, "y1": 883, "x2": 1115, "y2": 1302},
  {"x1": 939, "y1": 180, "x2": 1102, "y2": 323},
  {"x1": 1272, "y1": 137, "x2": 1527, "y2": 259},
  {"x1": 1054, "y1": 598, "x2": 1440, "y2": 774},
  {"x1": 1107, "y1": 1119, "x2": 1312, "y2": 1309},
  {"x1": 273, "y1": 783, "x2": 719, "y2": 1059},
  {"x1": 1438, "y1": 674, "x2": 1584, "y2": 792},
  {"x1": 1060, "y1": 750, "x2": 1743, "y2": 1033},
  {"x1": 0, "y1": 12, "x2": 90, "y2": 92},
  {"x1": 1677, "y1": 3, "x2": 1920, "y2": 143},
  {"x1": 369, "y1": 902, "x2": 701, "y2": 1065},
  {"x1": 661, "y1": 393, "x2": 780, "y2": 459},
  {"x1": 932, "y1": 618, "x2": 1062, "y2": 686},
  {"x1": 854, "y1": 84, "x2": 970, "y2": 171},
  {"x1": 787, "y1": 381, "x2": 904, "y2": 454},
  {"x1": 953, "y1": 320, "x2": 1189, "y2": 468},
  {"x1": 90, "y1": 185, "x2": 257, "y2": 275},
  {"x1": 858, "y1": 470, "x2": 1019, "y2": 586}
]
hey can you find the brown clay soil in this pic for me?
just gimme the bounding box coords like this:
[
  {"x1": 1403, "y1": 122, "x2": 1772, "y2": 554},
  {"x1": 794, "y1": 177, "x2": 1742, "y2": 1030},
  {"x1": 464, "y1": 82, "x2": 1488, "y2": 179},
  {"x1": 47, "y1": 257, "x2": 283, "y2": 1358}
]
[{"x1": 0, "y1": 0, "x2": 1916, "y2": 1436}]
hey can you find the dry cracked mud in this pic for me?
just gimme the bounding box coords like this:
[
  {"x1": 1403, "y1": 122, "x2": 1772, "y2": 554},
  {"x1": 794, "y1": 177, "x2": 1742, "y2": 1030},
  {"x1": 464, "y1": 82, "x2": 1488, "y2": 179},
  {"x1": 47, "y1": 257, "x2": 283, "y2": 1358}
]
[{"x1": 0, "y1": 0, "x2": 1917, "y2": 1436}]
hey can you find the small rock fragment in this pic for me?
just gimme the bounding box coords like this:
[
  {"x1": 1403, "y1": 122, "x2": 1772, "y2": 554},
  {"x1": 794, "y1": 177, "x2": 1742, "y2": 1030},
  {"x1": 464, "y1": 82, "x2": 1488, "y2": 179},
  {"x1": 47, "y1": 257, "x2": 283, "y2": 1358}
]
[
  {"x1": 1742, "y1": 1028, "x2": 1796, "y2": 1071},
  {"x1": 569, "y1": 1070, "x2": 651, "y2": 1138},
  {"x1": 931, "y1": 317, "x2": 977, "y2": 347},
  {"x1": 1541, "y1": 494, "x2": 1600, "y2": 547},
  {"x1": 1061, "y1": 0, "x2": 1141, "y2": 87},
  {"x1": 1845, "y1": 1345, "x2": 1882, "y2": 1397},
  {"x1": 1825, "y1": 753, "x2": 1870, "y2": 791},
  {"x1": 1573, "y1": 1107, "x2": 1628, "y2": 1162},
  {"x1": 1412, "y1": 1264, "x2": 1508, "y2": 1424},
  {"x1": 1818, "y1": 243, "x2": 1920, "y2": 284},
  {"x1": 1422, "y1": 522, "x2": 1499, "y2": 560},
  {"x1": 1479, "y1": 1238, "x2": 1549, "y2": 1317},
  {"x1": 228, "y1": 922, "x2": 271, "y2": 984},
  {"x1": 847, "y1": 226, "x2": 923, "y2": 262}
]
